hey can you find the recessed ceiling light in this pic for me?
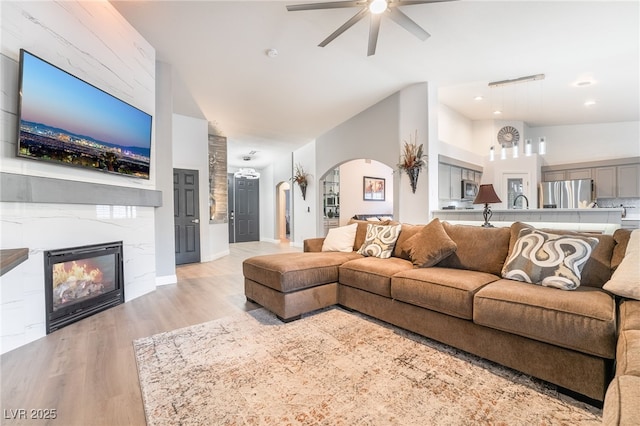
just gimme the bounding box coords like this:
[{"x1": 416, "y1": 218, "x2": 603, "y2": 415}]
[
  {"x1": 575, "y1": 80, "x2": 595, "y2": 87},
  {"x1": 493, "y1": 110, "x2": 502, "y2": 115},
  {"x1": 584, "y1": 100, "x2": 597, "y2": 107},
  {"x1": 474, "y1": 96, "x2": 484, "y2": 101}
]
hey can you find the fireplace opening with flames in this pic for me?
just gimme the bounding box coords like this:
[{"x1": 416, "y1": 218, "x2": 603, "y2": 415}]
[{"x1": 45, "y1": 241, "x2": 124, "y2": 334}]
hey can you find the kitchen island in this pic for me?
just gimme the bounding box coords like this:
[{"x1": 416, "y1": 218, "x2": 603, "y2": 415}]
[{"x1": 432, "y1": 208, "x2": 625, "y2": 234}]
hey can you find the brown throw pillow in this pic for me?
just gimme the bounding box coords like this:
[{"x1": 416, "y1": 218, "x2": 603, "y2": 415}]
[{"x1": 404, "y1": 218, "x2": 458, "y2": 267}]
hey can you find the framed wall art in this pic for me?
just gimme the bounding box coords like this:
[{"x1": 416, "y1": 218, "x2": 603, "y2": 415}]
[{"x1": 363, "y1": 176, "x2": 385, "y2": 201}]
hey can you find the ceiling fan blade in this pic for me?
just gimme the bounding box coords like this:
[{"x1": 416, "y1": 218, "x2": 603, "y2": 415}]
[
  {"x1": 319, "y1": 7, "x2": 368, "y2": 47},
  {"x1": 388, "y1": 8, "x2": 430, "y2": 41},
  {"x1": 390, "y1": 0, "x2": 458, "y2": 5},
  {"x1": 287, "y1": 1, "x2": 365, "y2": 12},
  {"x1": 367, "y1": 13, "x2": 382, "y2": 56}
]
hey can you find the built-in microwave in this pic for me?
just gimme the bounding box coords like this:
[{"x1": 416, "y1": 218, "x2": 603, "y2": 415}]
[{"x1": 461, "y1": 180, "x2": 479, "y2": 200}]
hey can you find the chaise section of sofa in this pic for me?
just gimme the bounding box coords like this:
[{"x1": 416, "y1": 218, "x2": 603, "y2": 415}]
[{"x1": 243, "y1": 251, "x2": 361, "y2": 321}]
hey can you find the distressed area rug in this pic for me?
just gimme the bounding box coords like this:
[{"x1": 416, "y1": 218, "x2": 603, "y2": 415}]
[{"x1": 133, "y1": 307, "x2": 602, "y2": 425}]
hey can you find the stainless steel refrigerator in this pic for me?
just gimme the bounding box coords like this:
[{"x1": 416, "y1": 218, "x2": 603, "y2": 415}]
[{"x1": 539, "y1": 179, "x2": 594, "y2": 208}]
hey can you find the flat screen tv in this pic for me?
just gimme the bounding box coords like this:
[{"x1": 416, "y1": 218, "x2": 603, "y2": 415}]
[{"x1": 17, "y1": 49, "x2": 153, "y2": 179}]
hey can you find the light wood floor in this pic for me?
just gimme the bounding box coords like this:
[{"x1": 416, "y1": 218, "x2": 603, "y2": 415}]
[{"x1": 1, "y1": 241, "x2": 300, "y2": 426}]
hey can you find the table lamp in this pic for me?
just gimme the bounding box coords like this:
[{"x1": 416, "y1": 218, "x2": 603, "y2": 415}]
[{"x1": 473, "y1": 184, "x2": 502, "y2": 228}]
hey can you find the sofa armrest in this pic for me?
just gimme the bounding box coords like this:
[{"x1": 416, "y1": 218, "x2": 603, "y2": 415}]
[{"x1": 304, "y1": 238, "x2": 325, "y2": 252}]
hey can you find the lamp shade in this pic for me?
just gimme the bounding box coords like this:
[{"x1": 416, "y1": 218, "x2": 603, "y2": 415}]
[{"x1": 473, "y1": 184, "x2": 502, "y2": 204}]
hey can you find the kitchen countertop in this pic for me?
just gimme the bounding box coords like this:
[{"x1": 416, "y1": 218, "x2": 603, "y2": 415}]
[
  {"x1": 434, "y1": 208, "x2": 625, "y2": 213},
  {"x1": 432, "y1": 208, "x2": 625, "y2": 234}
]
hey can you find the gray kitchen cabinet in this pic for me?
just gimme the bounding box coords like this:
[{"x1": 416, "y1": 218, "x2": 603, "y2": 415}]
[
  {"x1": 438, "y1": 155, "x2": 483, "y2": 201},
  {"x1": 543, "y1": 170, "x2": 566, "y2": 181},
  {"x1": 594, "y1": 166, "x2": 616, "y2": 198},
  {"x1": 566, "y1": 168, "x2": 592, "y2": 180},
  {"x1": 450, "y1": 166, "x2": 462, "y2": 200},
  {"x1": 617, "y1": 164, "x2": 640, "y2": 197},
  {"x1": 438, "y1": 163, "x2": 451, "y2": 199},
  {"x1": 542, "y1": 157, "x2": 640, "y2": 199}
]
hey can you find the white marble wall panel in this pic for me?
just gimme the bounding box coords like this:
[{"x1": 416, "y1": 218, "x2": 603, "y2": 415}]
[
  {"x1": 0, "y1": 1, "x2": 159, "y2": 354},
  {"x1": 1, "y1": 1, "x2": 156, "y2": 189},
  {"x1": 0, "y1": 203, "x2": 156, "y2": 354}
]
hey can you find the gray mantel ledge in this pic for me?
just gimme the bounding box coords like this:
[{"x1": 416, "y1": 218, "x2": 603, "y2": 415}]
[{"x1": 0, "y1": 172, "x2": 162, "y2": 207}]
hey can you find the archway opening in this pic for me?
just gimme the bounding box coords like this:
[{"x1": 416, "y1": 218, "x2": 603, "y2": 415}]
[{"x1": 276, "y1": 181, "x2": 291, "y2": 243}]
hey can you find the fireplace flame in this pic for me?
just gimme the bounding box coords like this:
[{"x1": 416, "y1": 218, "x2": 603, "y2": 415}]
[{"x1": 53, "y1": 261, "x2": 103, "y2": 288}]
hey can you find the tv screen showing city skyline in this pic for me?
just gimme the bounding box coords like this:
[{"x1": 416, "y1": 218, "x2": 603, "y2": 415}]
[{"x1": 17, "y1": 49, "x2": 153, "y2": 179}]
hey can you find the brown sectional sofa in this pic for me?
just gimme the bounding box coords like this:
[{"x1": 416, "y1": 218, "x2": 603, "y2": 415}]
[{"x1": 243, "y1": 219, "x2": 639, "y2": 418}]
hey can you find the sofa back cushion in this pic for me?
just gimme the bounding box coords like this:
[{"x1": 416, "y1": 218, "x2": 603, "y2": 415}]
[
  {"x1": 507, "y1": 222, "x2": 616, "y2": 288},
  {"x1": 347, "y1": 219, "x2": 391, "y2": 251},
  {"x1": 436, "y1": 222, "x2": 511, "y2": 275}
]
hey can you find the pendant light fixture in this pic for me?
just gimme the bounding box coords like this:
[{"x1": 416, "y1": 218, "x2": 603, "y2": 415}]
[
  {"x1": 486, "y1": 73, "x2": 548, "y2": 160},
  {"x1": 524, "y1": 139, "x2": 532, "y2": 156},
  {"x1": 538, "y1": 136, "x2": 547, "y2": 155}
]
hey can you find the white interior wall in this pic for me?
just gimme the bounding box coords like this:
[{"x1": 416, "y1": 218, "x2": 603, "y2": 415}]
[
  {"x1": 172, "y1": 113, "x2": 229, "y2": 261},
  {"x1": 292, "y1": 142, "x2": 317, "y2": 246},
  {"x1": 527, "y1": 121, "x2": 640, "y2": 166},
  {"x1": 258, "y1": 164, "x2": 276, "y2": 243},
  {"x1": 397, "y1": 83, "x2": 431, "y2": 225}
]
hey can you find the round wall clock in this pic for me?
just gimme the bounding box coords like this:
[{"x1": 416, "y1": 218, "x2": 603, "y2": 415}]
[{"x1": 497, "y1": 126, "x2": 520, "y2": 147}]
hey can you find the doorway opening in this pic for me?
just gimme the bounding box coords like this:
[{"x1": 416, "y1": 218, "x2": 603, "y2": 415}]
[{"x1": 276, "y1": 181, "x2": 291, "y2": 243}]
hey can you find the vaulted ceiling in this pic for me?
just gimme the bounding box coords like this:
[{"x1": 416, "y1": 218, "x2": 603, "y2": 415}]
[{"x1": 111, "y1": 1, "x2": 639, "y2": 168}]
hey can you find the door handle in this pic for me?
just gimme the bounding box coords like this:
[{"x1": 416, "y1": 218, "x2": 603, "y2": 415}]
[{"x1": 191, "y1": 219, "x2": 200, "y2": 224}]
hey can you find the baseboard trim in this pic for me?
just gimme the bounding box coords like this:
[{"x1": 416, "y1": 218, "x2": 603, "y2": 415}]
[
  {"x1": 203, "y1": 250, "x2": 230, "y2": 262},
  {"x1": 156, "y1": 274, "x2": 177, "y2": 286}
]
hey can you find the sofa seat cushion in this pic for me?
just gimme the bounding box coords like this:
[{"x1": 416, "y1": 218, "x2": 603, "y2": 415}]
[
  {"x1": 243, "y1": 252, "x2": 361, "y2": 293},
  {"x1": 391, "y1": 267, "x2": 499, "y2": 320},
  {"x1": 339, "y1": 257, "x2": 413, "y2": 297},
  {"x1": 474, "y1": 279, "x2": 616, "y2": 358},
  {"x1": 603, "y1": 375, "x2": 640, "y2": 426}
]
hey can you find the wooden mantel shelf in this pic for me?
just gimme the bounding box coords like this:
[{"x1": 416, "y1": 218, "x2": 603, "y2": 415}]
[{"x1": 0, "y1": 248, "x2": 29, "y2": 277}]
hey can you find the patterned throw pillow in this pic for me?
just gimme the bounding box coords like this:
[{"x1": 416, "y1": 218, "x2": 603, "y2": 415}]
[
  {"x1": 357, "y1": 224, "x2": 402, "y2": 259},
  {"x1": 502, "y1": 228, "x2": 599, "y2": 290}
]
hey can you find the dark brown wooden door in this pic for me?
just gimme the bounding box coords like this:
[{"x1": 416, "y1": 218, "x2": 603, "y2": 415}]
[{"x1": 174, "y1": 168, "x2": 201, "y2": 264}]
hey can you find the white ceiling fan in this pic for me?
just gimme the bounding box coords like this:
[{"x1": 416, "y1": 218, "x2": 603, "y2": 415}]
[{"x1": 286, "y1": 0, "x2": 457, "y2": 56}]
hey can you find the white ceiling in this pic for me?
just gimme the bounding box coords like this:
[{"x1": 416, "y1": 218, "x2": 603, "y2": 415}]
[{"x1": 110, "y1": 0, "x2": 640, "y2": 168}]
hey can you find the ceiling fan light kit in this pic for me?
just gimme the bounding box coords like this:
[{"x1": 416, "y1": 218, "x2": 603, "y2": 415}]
[{"x1": 286, "y1": 0, "x2": 456, "y2": 56}]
